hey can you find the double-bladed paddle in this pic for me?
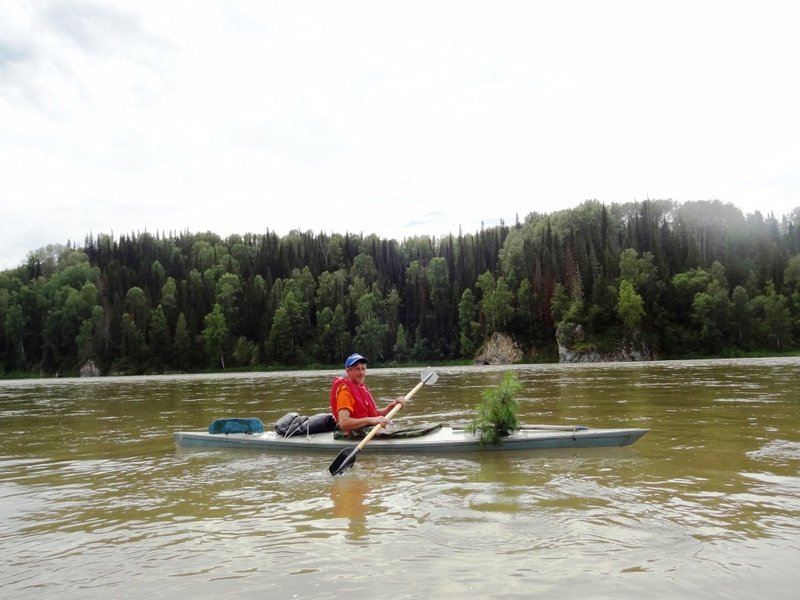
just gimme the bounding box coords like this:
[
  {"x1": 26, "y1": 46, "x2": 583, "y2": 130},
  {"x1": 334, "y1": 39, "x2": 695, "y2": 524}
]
[{"x1": 328, "y1": 367, "x2": 438, "y2": 476}]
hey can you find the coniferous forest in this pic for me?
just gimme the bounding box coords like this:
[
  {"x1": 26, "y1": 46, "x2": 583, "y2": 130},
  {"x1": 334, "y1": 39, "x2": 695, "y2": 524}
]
[{"x1": 1, "y1": 199, "x2": 799, "y2": 377}]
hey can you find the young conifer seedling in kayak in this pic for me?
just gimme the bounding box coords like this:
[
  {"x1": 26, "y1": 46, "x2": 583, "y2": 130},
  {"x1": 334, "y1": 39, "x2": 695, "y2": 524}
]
[{"x1": 466, "y1": 371, "x2": 521, "y2": 446}]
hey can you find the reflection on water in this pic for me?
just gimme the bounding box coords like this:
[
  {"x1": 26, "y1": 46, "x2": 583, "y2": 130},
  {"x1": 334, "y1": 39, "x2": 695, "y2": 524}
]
[
  {"x1": 1, "y1": 358, "x2": 799, "y2": 599},
  {"x1": 330, "y1": 476, "x2": 370, "y2": 539}
]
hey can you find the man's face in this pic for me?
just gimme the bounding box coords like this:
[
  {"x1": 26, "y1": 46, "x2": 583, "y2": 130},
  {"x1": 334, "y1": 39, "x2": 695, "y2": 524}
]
[{"x1": 346, "y1": 362, "x2": 367, "y2": 384}]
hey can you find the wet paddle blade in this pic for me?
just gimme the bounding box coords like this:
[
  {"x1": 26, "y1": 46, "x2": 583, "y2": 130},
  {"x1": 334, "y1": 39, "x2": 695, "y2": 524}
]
[{"x1": 329, "y1": 447, "x2": 358, "y2": 476}]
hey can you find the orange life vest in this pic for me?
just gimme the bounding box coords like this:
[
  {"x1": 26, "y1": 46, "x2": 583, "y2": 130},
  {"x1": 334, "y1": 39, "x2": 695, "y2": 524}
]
[{"x1": 329, "y1": 376, "x2": 378, "y2": 422}]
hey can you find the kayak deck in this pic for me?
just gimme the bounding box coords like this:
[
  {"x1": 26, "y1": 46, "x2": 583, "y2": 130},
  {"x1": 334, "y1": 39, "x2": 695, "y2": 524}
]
[{"x1": 174, "y1": 424, "x2": 649, "y2": 453}]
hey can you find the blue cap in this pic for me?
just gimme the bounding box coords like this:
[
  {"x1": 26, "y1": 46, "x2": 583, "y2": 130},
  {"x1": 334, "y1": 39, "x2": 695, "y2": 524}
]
[{"x1": 344, "y1": 353, "x2": 368, "y2": 368}]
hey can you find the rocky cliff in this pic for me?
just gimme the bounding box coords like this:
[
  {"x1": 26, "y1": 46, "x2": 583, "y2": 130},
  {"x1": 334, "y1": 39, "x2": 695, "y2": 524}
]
[
  {"x1": 474, "y1": 332, "x2": 525, "y2": 364},
  {"x1": 472, "y1": 325, "x2": 655, "y2": 365},
  {"x1": 80, "y1": 360, "x2": 101, "y2": 377},
  {"x1": 556, "y1": 323, "x2": 655, "y2": 363}
]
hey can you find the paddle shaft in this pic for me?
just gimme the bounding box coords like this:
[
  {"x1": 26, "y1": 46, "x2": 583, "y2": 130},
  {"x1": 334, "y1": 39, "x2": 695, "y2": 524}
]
[{"x1": 347, "y1": 374, "x2": 431, "y2": 453}]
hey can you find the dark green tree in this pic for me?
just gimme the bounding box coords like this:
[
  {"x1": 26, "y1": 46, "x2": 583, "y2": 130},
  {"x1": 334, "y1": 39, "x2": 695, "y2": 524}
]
[
  {"x1": 458, "y1": 288, "x2": 480, "y2": 358},
  {"x1": 148, "y1": 304, "x2": 172, "y2": 368},
  {"x1": 173, "y1": 313, "x2": 191, "y2": 371}
]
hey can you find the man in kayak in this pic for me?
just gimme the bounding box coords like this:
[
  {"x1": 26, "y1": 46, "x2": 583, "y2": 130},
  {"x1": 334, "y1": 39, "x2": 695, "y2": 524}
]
[{"x1": 330, "y1": 353, "x2": 405, "y2": 435}]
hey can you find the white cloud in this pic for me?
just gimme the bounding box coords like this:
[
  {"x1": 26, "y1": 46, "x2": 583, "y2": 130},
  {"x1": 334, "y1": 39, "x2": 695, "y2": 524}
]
[{"x1": 1, "y1": 0, "x2": 799, "y2": 269}]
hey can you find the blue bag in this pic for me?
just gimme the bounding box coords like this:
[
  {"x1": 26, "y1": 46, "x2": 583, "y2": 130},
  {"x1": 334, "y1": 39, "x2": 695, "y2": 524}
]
[{"x1": 208, "y1": 418, "x2": 265, "y2": 435}]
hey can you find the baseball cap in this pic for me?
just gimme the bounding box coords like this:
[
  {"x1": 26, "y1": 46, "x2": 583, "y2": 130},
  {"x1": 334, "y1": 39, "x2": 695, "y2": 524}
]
[{"x1": 344, "y1": 353, "x2": 368, "y2": 368}]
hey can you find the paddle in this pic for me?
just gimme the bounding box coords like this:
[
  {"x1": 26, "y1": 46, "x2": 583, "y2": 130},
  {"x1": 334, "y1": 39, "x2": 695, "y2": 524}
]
[{"x1": 328, "y1": 367, "x2": 438, "y2": 476}]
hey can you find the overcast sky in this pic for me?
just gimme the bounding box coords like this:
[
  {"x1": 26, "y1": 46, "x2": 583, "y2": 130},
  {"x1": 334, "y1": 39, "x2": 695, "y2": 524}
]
[{"x1": 2, "y1": 0, "x2": 799, "y2": 270}]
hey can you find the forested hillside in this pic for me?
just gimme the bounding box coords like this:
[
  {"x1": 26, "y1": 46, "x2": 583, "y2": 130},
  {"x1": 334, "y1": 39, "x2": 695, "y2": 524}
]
[{"x1": 1, "y1": 199, "x2": 799, "y2": 376}]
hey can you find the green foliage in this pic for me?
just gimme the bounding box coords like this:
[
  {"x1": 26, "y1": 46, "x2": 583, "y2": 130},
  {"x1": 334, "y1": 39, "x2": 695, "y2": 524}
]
[
  {"x1": 148, "y1": 304, "x2": 171, "y2": 367},
  {"x1": 759, "y1": 281, "x2": 793, "y2": 350},
  {"x1": 457, "y1": 288, "x2": 480, "y2": 357},
  {"x1": 478, "y1": 271, "x2": 515, "y2": 332},
  {"x1": 691, "y1": 279, "x2": 733, "y2": 352},
  {"x1": 465, "y1": 371, "x2": 521, "y2": 446},
  {"x1": 120, "y1": 312, "x2": 145, "y2": 372},
  {"x1": 393, "y1": 324, "x2": 410, "y2": 361},
  {"x1": 550, "y1": 283, "x2": 570, "y2": 324},
  {"x1": 617, "y1": 280, "x2": 645, "y2": 330},
  {"x1": 232, "y1": 336, "x2": 254, "y2": 367},
  {"x1": 203, "y1": 303, "x2": 229, "y2": 369},
  {"x1": 2, "y1": 200, "x2": 800, "y2": 375},
  {"x1": 619, "y1": 248, "x2": 657, "y2": 290},
  {"x1": 354, "y1": 288, "x2": 389, "y2": 361},
  {"x1": 173, "y1": 313, "x2": 191, "y2": 371}
]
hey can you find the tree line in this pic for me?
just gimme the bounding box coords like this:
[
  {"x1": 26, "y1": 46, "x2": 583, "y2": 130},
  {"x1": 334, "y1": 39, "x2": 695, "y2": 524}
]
[{"x1": 1, "y1": 199, "x2": 799, "y2": 376}]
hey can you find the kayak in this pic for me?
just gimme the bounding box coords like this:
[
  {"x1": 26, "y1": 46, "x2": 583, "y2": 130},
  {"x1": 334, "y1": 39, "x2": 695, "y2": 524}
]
[{"x1": 173, "y1": 423, "x2": 649, "y2": 453}]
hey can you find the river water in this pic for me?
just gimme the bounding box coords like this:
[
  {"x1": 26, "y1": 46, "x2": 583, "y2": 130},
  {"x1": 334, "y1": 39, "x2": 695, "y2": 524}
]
[{"x1": 1, "y1": 358, "x2": 798, "y2": 599}]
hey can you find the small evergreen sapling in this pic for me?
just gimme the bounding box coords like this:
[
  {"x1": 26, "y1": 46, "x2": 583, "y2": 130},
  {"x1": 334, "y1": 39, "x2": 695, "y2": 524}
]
[{"x1": 466, "y1": 371, "x2": 521, "y2": 445}]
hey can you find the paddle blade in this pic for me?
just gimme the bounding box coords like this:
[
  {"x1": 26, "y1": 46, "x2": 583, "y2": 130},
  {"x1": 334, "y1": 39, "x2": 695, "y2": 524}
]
[
  {"x1": 329, "y1": 447, "x2": 359, "y2": 476},
  {"x1": 421, "y1": 367, "x2": 438, "y2": 386}
]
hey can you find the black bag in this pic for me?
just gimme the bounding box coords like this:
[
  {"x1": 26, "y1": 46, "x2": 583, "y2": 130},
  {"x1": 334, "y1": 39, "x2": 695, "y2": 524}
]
[
  {"x1": 306, "y1": 412, "x2": 337, "y2": 434},
  {"x1": 274, "y1": 412, "x2": 336, "y2": 437},
  {"x1": 274, "y1": 412, "x2": 307, "y2": 436}
]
